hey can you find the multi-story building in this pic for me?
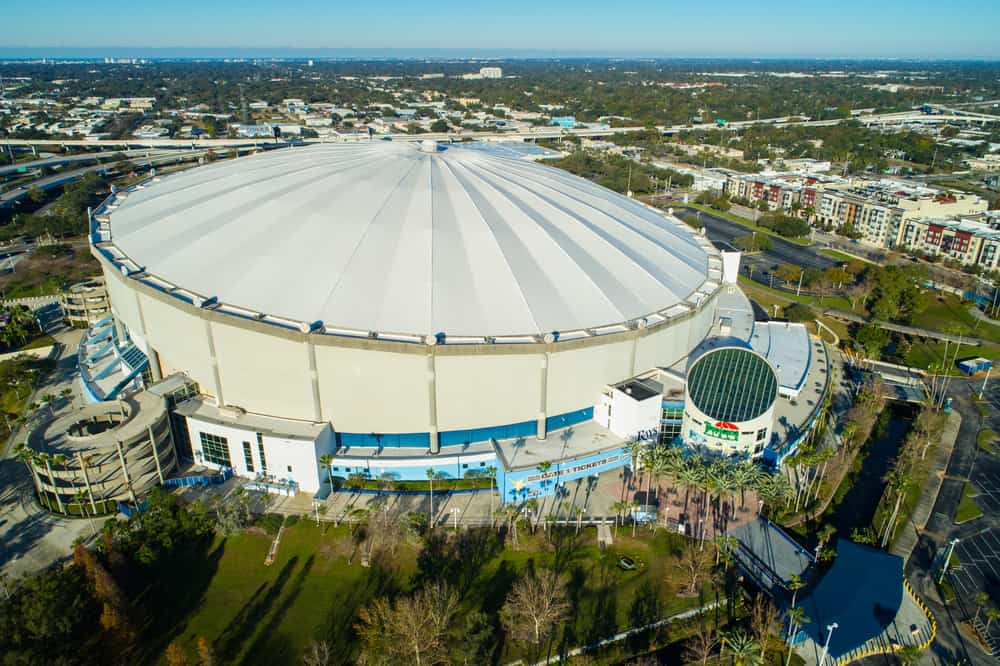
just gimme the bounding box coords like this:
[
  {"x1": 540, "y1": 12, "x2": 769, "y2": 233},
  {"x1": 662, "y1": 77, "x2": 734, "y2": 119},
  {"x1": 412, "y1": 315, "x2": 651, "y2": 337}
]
[
  {"x1": 897, "y1": 217, "x2": 1000, "y2": 270},
  {"x1": 815, "y1": 180, "x2": 989, "y2": 248},
  {"x1": 60, "y1": 277, "x2": 110, "y2": 326}
]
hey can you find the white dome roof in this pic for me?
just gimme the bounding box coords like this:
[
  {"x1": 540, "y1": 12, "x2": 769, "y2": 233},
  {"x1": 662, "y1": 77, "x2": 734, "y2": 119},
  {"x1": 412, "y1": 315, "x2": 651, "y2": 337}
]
[{"x1": 107, "y1": 142, "x2": 713, "y2": 338}]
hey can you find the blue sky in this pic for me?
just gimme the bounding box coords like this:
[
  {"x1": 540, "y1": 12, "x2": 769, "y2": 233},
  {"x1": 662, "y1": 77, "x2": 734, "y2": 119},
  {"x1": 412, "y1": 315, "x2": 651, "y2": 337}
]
[{"x1": 3, "y1": 0, "x2": 998, "y2": 59}]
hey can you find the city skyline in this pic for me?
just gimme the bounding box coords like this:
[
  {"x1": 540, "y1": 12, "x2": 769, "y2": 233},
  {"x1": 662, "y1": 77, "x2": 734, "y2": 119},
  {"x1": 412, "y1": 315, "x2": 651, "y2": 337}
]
[{"x1": 2, "y1": 0, "x2": 999, "y2": 59}]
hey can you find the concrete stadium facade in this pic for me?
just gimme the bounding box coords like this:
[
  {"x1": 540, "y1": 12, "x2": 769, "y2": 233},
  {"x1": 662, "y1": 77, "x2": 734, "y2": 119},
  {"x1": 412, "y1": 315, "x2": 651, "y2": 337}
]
[{"x1": 90, "y1": 142, "x2": 724, "y2": 495}]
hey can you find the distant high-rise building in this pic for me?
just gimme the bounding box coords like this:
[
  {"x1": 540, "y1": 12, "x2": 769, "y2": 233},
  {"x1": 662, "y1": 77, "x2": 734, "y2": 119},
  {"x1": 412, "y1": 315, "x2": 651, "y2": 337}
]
[{"x1": 480, "y1": 67, "x2": 502, "y2": 79}]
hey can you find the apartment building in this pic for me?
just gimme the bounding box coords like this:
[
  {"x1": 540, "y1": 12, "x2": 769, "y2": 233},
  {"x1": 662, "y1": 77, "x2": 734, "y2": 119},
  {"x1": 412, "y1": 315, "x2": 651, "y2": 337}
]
[
  {"x1": 898, "y1": 217, "x2": 1000, "y2": 271},
  {"x1": 815, "y1": 180, "x2": 988, "y2": 248}
]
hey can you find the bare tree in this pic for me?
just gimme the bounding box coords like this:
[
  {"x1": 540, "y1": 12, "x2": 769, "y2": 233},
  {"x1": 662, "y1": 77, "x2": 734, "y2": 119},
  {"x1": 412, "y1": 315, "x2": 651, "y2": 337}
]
[
  {"x1": 500, "y1": 568, "x2": 571, "y2": 644},
  {"x1": 683, "y1": 615, "x2": 717, "y2": 665},
  {"x1": 674, "y1": 542, "x2": 712, "y2": 596},
  {"x1": 301, "y1": 640, "x2": 331, "y2": 666},
  {"x1": 356, "y1": 581, "x2": 459, "y2": 666},
  {"x1": 749, "y1": 594, "x2": 779, "y2": 664}
]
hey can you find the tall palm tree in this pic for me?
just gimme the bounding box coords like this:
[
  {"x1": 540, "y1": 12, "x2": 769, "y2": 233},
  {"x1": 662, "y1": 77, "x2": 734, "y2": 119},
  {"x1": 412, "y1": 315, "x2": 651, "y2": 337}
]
[
  {"x1": 784, "y1": 606, "x2": 810, "y2": 666},
  {"x1": 485, "y1": 465, "x2": 498, "y2": 528},
  {"x1": 425, "y1": 468, "x2": 437, "y2": 528},
  {"x1": 318, "y1": 453, "x2": 334, "y2": 490},
  {"x1": 974, "y1": 591, "x2": 990, "y2": 623},
  {"x1": 525, "y1": 498, "x2": 540, "y2": 533},
  {"x1": 626, "y1": 438, "x2": 645, "y2": 489},
  {"x1": 611, "y1": 500, "x2": 627, "y2": 538}
]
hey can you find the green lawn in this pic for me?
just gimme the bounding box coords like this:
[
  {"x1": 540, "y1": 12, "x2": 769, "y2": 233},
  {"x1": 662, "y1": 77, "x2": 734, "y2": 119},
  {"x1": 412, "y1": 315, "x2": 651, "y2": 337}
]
[
  {"x1": 687, "y1": 203, "x2": 812, "y2": 247},
  {"x1": 156, "y1": 522, "x2": 709, "y2": 665},
  {"x1": 737, "y1": 276, "x2": 854, "y2": 312},
  {"x1": 20, "y1": 333, "x2": 56, "y2": 351},
  {"x1": 910, "y1": 292, "x2": 1000, "y2": 345},
  {"x1": 956, "y1": 483, "x2": 983, "y2": 524},
  {"x1": 819, "y1": 249, "x2": 874, "y2": 265},
  {"x1": 978, "y1": 429, "x2": 998, "y2": 454}
]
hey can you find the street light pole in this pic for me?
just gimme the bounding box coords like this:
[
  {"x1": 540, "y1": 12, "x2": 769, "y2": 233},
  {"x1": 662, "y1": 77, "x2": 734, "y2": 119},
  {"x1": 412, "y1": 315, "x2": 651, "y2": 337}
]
[
  {"x1": 818, "y1": 622, "x2": 839, "y2": 666},
  {"x1": 940, "y1": 538, "x2": 960, "y2": 583}
]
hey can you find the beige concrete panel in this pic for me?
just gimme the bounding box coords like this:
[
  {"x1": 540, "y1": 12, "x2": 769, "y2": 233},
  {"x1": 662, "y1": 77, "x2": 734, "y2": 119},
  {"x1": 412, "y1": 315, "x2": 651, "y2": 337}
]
[
  {"x1": 314, "y1": 345, "x2": 430, "y2": 433},
  {"x1": 434, "y1": 353, "x2": 542, "y2": 430},
  {"x1": 546, "y1": 339, "x2": 632, "y2": 417},
  {"x1": 102, "y1": 265, "x2": 142, "y2": 331},
  {"x1": 211, "y1": 321, "x2": 315, "y2": 421},
  {"x1": 134, "y1": 292, "x2": 214, "y2": 392}
]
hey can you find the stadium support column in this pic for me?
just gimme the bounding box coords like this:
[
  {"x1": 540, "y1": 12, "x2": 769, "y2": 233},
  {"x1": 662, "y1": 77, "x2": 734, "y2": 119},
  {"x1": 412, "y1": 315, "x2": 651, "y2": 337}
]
[
  {"x1": 306, "y1": 341, "x2": 323, "y2": 422},
  {"x1": 537, "y1": 349, "x2": 550, "y2": 440},
  {"x1": 147, "y1": 347, "x2": 163, "y2": 382},
  {"x1": 133, "y1": 289, "x2": 161, "y2": 381},
  {"x1": 427, "y1": 347, "x2": 439, "y2": 454},
  {"x1": 203, "y1": 320, "x2": 225, "y2": 407}
]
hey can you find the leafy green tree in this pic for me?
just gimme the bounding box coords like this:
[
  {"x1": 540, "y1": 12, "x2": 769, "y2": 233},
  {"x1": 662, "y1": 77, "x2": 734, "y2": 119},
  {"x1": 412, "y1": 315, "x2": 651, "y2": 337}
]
[{"x1": 854, "y1": 322, "x2": 889, "y2": 359}]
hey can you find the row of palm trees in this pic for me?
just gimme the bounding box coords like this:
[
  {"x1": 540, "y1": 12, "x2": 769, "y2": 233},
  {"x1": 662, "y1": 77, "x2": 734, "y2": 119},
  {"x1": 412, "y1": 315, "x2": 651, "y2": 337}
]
[{"x1": 624, "y1": 440, "x2": 794, "y2": 538}]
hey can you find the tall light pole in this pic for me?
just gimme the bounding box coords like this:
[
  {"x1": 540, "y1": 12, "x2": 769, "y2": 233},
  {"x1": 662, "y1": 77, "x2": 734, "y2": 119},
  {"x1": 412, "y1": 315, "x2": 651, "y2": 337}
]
[
  {"x1": 818, "y1": 622, "x2": 839, "y2": 666},
  {"x1": 940, "y1": 538, "x2": 960, "y2": 583}
]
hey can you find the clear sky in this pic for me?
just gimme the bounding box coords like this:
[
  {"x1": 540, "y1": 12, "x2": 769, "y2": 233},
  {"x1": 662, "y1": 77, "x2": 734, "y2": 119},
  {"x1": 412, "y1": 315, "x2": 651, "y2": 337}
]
[{"x1": 2, "y1": 0, "x2": 998, "y2": 59}]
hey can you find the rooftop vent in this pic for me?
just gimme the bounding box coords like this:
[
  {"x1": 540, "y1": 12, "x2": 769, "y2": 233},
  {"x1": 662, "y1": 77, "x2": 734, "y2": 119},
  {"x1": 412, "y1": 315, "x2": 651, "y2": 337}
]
[{"x1": 420, "y1": 139, "x2": 438, "y2": 154}]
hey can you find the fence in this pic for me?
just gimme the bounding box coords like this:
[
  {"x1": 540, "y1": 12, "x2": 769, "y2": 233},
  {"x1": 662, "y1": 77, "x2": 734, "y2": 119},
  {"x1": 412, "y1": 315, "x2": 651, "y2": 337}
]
[
  {"x1": 162, "y1": 467, "x2": 233, "y2": 488},
  {"x1": 117, "y1": 500, "x2": 148, "y2": 518}
]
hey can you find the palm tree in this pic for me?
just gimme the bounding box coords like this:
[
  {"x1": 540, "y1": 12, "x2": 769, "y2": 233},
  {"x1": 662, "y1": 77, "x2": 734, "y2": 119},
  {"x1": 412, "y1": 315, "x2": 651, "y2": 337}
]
[
  {"x1": 816, "y1": 524, "x2": 837, "y2": 557},
  {"x1": 536, "y1": 461, "x2": 552, "y2": 506},
  {"x1": 318, "y1": 453, "x2": 334, "y2": 490},
  {"x1": 987, "y1": 606, "x2": 1000, "y2": 631},
  {"x1": 896, "y1": 645, "x2": 922, "y2": 666},
  {"x1": 784, "y1": 606, "x2": 810, "y2": 666},
  {"x1": 525, "y1": 498, "x2": 540, "y2": 533},
  {"x1": 574, "y1": 505, "x2": 585, "y2": 535},
  {"x1": 611, "y1": 500, "x2": 627, "y2": 538},
  {"x1": 787, "y1": 574, "x2": 806, "y2": 610},
  {"x1": 485, "y1": 465, "x2": 498, "y2": 528},
  {"x1": 974, "y1": 591, "x2": 990, "y2": 623},
  {"x1": 426, "y1": 468, "x2": 437, "y2": 528},
  {"x1": 723, "y1": 630, "x2": 761, "y2": 666},
  {"x1": 626, "y1": 438, "x2": 645, "y2": 489}
]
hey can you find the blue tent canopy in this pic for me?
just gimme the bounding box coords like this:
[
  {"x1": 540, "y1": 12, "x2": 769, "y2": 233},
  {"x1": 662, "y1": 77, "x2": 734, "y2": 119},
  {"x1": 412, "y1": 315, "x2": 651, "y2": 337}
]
[{"x1": 797, "y1": 540, "x2": 904, "y2": 659}]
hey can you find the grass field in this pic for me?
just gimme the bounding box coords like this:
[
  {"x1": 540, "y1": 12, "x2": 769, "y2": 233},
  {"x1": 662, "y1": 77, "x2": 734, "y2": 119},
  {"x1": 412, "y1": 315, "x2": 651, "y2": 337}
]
[
  {"x1": 154, "y1": 522, "x2": 710, "y2": 665},
  {"x1": 818, "y1": 248, "x2": 873, "y2": 264},
  {"x1": 911, "y1": 292, "x2": 1000, "y2": 345},
  {"x1": 978, "y1": 429, "x2": 998, "y2": 454},
  {"x1": 0, "y1": 244, "x2": 99, "y2": 298},
  {"x1": 687, "y1": 203, "x2": 812, "y2": 247},
  {"x1": 737, "y1": 276, "x2": 854, "y2": 313},
  {"x1": 956, "y1": 483, "x2": 983, "y2": 524}
]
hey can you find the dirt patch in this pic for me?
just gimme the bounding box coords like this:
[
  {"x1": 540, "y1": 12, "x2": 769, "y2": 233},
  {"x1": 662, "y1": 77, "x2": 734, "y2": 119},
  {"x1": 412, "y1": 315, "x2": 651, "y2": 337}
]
[{"x1": 0, "y1": 243, "x2": 99, "y2": 297}]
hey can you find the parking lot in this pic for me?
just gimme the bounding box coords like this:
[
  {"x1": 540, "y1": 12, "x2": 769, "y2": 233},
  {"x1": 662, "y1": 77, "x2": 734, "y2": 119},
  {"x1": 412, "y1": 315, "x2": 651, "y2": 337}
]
[{"x1": 948, "y1": 529, "x2": 1000, "y2": 652}]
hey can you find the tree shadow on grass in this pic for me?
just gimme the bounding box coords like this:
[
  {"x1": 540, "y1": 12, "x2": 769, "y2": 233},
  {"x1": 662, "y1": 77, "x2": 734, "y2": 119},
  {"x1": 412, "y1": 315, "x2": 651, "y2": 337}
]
[
  {"x1": 214, "y1": 555, "x2": 300, "y2": 663},
  {"x1": 134, "y1": 536, "x2": 227, "y2": 663},
  {"x1": 322, "y1": 554, "x2": 401, "y2": 665},
  {"x1": 242, "y1": 555, "x2": 316, "y2": 664},
  {"x1": 550, "y1": 527, "x2": 585, "y2": 573},
  {"x1": 414, "y1": 527, "x2": 504, "y2": 595},
  {"x1": 626, "y1": 579, "x2": 661, "y2": 653}
]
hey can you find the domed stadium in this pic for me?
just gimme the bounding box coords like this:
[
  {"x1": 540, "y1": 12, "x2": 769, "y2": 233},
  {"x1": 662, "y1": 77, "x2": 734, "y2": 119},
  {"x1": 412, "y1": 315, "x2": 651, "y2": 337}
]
[{"x1": 87, "y1": 141, "x2": 724, "y2": 493}]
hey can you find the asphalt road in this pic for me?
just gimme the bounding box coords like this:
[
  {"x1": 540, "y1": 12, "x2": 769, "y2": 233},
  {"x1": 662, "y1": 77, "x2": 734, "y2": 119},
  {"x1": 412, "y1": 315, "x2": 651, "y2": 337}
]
[
  {"x1": 679, "y1": 206, "x2": 836, "y2": 282},
  {"x1": 906, "y1": 383, "x2": 998, "y2": 666},
  {"x1": 0, "y1": 150, "x2": 213, "y2": 208},
  {"x1": 0, "y1": 148, "x2": 178, "y2": 178}
]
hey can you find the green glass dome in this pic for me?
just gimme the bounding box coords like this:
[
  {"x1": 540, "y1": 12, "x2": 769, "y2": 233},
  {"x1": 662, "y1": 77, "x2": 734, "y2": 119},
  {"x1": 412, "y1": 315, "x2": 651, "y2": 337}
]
[{"x1": 687, "y1": 347, "x2": 778, "y2": 423}]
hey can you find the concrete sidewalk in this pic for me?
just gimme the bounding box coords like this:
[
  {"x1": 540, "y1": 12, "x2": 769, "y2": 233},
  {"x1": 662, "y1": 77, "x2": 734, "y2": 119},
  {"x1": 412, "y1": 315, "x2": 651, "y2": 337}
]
[{"x1": 892, "y1": 410, "x2": 962, "y2": 561}]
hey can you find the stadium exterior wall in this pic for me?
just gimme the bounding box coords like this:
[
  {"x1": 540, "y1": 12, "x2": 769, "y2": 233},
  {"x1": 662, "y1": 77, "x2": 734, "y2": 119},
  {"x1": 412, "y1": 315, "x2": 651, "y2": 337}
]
[{"x1": 99, "y1": 254, "x2": 720, "y2": 447}]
